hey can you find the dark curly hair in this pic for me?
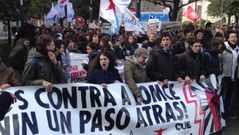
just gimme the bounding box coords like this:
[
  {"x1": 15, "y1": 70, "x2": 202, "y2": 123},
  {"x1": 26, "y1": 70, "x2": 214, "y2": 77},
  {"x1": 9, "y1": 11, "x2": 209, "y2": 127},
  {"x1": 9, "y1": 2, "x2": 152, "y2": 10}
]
[{"x1": 94, "y1": 51, "x2": 116, "y2": 70}]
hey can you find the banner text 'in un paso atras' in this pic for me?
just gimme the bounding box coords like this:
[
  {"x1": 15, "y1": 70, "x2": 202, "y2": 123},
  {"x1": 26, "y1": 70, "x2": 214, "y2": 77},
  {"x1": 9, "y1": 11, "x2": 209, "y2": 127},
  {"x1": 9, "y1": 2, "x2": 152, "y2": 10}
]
[{"x1": 1, "y1": 82, "x2": 208, "y2": 135}]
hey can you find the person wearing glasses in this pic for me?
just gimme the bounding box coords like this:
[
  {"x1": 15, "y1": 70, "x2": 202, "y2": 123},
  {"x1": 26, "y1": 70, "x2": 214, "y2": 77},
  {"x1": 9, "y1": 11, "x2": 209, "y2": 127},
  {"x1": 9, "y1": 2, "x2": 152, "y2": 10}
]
[{"x1": 124, "y1": 48, "x2": 151, "y2": 104}]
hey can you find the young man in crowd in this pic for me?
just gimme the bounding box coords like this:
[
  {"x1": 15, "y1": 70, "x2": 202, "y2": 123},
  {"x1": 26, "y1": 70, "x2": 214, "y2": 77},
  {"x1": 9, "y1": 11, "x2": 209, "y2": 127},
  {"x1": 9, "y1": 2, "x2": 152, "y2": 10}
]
[
  {"x1": 221, "y1": 30, "x2": 239, "y2": 119},
  {"x1": 146, "y1": 33, "x2": 180, "y2": 85},
  {"x1": 8, "y1": 37, "x2": 30, "y2": 82}
]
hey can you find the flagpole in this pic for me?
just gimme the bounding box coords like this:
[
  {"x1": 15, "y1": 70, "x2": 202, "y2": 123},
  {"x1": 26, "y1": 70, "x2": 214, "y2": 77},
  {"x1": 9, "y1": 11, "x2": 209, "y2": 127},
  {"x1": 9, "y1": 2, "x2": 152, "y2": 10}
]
[{"x1": 98, "y1": 0, "x2": 103, "y2": 33}]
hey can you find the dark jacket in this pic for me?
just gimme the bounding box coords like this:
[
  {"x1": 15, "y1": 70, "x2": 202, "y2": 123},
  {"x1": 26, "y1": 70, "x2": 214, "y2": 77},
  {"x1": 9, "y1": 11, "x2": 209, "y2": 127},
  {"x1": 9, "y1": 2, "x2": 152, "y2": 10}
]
[
  {"x1": 123, "y1": 43, "x2": 138, "y2": 56},
  {"x1": 113, "y1": 46, "x2": 125, "y2": 59},
  {"x1": 0, "y1": 61, "x2": 21, "y2": 86},
  {"x1": 22, "y1": 49, "x2": 63, "y2": 85},
  {"x1": 202, "y1": 50, "x2": 221, "y2": 76},
  {"x1": 176, "y1": 49, "x2": 205, "y2": 80},
  {"x1": 146, "y1": 45, "x2": 176, "y2": 81},
  {"x1": 14, "y1": 23, "x2": 36, "y2": 47},
  {"x1": 142, "y1": 41, "x2": 156, "y2": 50},
  {"x1": 0, "y1": 91, "x2": 13, "y2": 121},
  {"x1": 87, "y1": 68, "x2": 122, "y2": 84},
  {"x1": 173, "y1": 39, "x2": 190, "y2": 55},
  {"x1": 8, "y1": 44, "x2": 28, "y2": 71},
  {"x1": 83, "y1": 51, "x2": 101, "y2": 77},
  {"x1": 124, "y1": 56, "x2": 150, "y2": 98}
]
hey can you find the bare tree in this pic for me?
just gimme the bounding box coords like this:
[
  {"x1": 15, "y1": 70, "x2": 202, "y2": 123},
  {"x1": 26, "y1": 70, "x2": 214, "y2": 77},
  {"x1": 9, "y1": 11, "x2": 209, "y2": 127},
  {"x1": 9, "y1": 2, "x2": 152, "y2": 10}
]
[{"x1": 144, "y1": 0, "x2": 199, "y2": 21}]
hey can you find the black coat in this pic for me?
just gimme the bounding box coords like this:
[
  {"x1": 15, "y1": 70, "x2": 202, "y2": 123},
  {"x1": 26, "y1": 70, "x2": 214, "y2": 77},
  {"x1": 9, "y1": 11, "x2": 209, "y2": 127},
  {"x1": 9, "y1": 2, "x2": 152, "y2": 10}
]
[
  {"x1": 14, "y1": 23, "x2": 36, "y2": 47},
  {"x1": 87, "y1": 68, "x2": 122, "y2": 84},
  {"x1": 201, "y1": 50, "x2": 221, "y2": 76},
  {"x1": 173, "y1": 39, "x2": 188, "y2": 55},
  {"x1": 146, "y1": 45, "x2": 176, "y2": 81},
  {"x1": 0, "y1": 92, "x2": 13, "y2": 121},
  {"x1": 176, "y1": 49, "x2": 205, "y2": 80}
]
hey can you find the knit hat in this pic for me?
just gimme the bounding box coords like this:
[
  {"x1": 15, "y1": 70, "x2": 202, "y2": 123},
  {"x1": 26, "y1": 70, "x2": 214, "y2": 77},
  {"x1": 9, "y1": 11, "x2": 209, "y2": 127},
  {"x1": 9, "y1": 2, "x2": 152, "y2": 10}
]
[
  {"x1": 134, "y1": 48, "x2": 149, "y2": 57},
  {"x1": 0, "y1": 92, "x2": 13, "y2": 121}
]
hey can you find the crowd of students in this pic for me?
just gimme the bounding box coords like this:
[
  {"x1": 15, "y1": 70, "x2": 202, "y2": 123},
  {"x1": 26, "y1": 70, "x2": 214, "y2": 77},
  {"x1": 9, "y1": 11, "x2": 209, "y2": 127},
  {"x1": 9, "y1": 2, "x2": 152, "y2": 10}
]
[{"x1": 1, "y1": 16, "x2": 239, "y2": 121}]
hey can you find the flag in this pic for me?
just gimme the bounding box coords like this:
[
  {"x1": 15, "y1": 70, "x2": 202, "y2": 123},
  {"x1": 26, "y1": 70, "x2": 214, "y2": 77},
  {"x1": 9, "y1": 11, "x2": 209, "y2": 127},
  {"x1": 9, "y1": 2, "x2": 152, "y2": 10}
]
[
  {"x1": 55, "y1": 3, "x2": 65, "y2": 19},
  {"x1": 183, "y1": 6, "x2": 200, "y2": 23},
  {"x1": 113, "y1": 0, "x2": 131, "y2": 12},
  {"x1": 123, "y1": 8, "x2": 147, "y2": 34},
  {"x1": 100, "y1": 0, "x2": 118, "y2": 23},
  {"x1": 45, "y1": 4, "x2": 59, "y2": 27},
  {"x1": 55, "y1": 1, "x2": 74, "y2": 22},
  {"x1": 99, "y1": 0, "x2": 130, "y2": 34},
  {"x1": 58, "y1": 0, "x2": 68, "y2": 6},
  {"x1": 162, "y1": 5, "x2": 170, "y2": 13},
  {"x1": 67, "y1": 2, "x2": 74, "y2": 22}
]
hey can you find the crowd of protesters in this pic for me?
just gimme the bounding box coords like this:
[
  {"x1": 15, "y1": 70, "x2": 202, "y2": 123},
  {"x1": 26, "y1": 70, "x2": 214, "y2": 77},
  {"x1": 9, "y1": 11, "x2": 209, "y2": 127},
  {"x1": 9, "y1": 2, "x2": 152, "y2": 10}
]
[{"x1": 1, "y1": 16, "x2": 239, "y2": 121}]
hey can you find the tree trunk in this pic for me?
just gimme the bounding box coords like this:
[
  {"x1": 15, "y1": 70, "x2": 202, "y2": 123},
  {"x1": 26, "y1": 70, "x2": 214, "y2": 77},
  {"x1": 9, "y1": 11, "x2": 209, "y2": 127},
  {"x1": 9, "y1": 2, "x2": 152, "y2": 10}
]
[
  {"x1": 171, "y1": 8, "x2": 179, "y2": 21},
  {"x1": 7, "y1": 19, "x2": 11, "y2": 46},
  {"x1": 235, "y1": 15, "x2": 239, "y2": 26},
  {"x1": 170, "y1": 1, "x2": 180, "y2": 21}
]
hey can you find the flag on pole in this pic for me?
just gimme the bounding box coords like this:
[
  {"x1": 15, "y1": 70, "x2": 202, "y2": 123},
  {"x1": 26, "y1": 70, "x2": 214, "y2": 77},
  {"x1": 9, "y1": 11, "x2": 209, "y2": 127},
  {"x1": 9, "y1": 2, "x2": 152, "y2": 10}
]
[
  {"x1": 123, "y1": 8, "x2": 147, "y2": 34},
  {"x1": 55, "y1": 3, "x2": 65, "y2": 19},
  {"x1": 162, "y1": 5, "x2": 170, "y2": 13},
  {"x1": 45, "y1": 4, "x2": 59, "y2": 27},
  {"x1": 183, "y1": 6, "x2": 200, "y2": 23},
  {"x1": 67, "y1": 2, "x2": 75, "y2": 22},
  {"x1": 58, "y1": 0, "x2": 68, "y2": 6},
  {"x1": 99, "y1": 0, "x2": 131, "y2": 34},
  {"x1": 113, "y1": 0, "x2": 131, "y2": 12},
  {"x1": 55, "y1": 1, "x2": 75, "y2": 22},
  {"x1": 100, "y1": 0, "x2": 118, "y2": 23}
]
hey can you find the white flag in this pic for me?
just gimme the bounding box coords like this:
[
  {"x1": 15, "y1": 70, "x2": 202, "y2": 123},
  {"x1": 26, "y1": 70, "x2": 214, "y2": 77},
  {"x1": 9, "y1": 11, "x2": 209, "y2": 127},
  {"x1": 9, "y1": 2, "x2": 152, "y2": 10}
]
[
  {"x1": 67, "y1": 2, "x2": 75, "y2": 22},
  {"x1": 113, "y1": 0, "x2": 131, "y2": 12},
  {"x1": 55, "y1": 3, "x2": 65, "y2": 19},
  {"x1": 100, "y1": 0, "x2": 117, "y2": 23},
  {"x1": 45, "y1": 5, "x2": 59, "y2": 27},
  {"x1": 123, "y1": 8, "x2": 147, "y2": 34},
  {"x1": 99, "y1": 0, "x2": 130, "y2": 34},
  {"x1": 58, "y1": 0, "x2": 68, "y2": 6}
]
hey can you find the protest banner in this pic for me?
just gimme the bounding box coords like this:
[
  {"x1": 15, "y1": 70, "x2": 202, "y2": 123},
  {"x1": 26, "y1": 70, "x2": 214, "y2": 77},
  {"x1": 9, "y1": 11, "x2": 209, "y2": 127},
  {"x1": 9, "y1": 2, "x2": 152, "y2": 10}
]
[
  {"x1": 69, "y1": 53, "x2": 88, "y2": 83},
  {"x1": 123, "y1": 8, "x2": 147, "y2": 34},
  {"x1": 183, "y1": 6, "x2": 200, "y2": 23},
  {"x1": 160, "y1": 21, "x2": 181, "y2": 35},
  {"x1": 69, "y1": 53, "x2": 124, "y2": 83},
  {"x1": 147, "y1": 19, "x2": 162, "y2": 36},
  {"x1": 100, "y1": 22, "x2": 112, "y2": 34},
  {"x1": 1, "y1": 75, "x2": 224, "y2": 135},
  {"x1": 140, "y1": 12, "x2": 169, "y2": 23}
]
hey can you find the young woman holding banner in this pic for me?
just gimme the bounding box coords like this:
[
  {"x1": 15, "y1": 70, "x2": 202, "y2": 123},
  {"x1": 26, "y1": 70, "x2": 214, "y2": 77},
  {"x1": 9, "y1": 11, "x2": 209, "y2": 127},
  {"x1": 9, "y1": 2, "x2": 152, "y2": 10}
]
[{"x1": 87, "y1": 51, "x2": 122, "y2": 85}]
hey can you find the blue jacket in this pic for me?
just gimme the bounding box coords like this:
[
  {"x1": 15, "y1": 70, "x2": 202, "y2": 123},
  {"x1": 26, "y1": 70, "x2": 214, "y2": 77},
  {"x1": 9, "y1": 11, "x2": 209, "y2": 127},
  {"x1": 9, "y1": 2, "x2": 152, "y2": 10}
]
[{"x1": 87, "y1": 68, "x2": 122, "y2": 84}]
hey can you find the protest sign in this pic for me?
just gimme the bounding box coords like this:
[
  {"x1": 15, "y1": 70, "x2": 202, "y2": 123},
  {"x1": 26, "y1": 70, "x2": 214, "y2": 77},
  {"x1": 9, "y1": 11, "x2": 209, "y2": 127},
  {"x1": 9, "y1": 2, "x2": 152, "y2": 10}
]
[
  {"x1": 69, "y1": 53, "x2": 88, "y2": 82},
  {"x1": 183, "y1": 6, "x2": 200, "y2": 23},
  {"x1": 123, "y1": 8, "x2": 147, "y2": 34},
  {"x1": 1, "y1": 75, "x2": 224, "y2": 135},
  {"x1": 100, "y1": 22, "x2": 111, "y2": 34},
  {"x1": 160, "y1": 21, "x2": 181, "y2": 35}
]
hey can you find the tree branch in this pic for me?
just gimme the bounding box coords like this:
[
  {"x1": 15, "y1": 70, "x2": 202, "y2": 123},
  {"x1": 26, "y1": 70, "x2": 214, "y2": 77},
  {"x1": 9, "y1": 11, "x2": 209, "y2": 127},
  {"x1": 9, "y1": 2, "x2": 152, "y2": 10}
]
[
  {"x1": 179, "y1": 0, "x2": 199, "y2": 9},
  {"x1": 145, "y1": 0, "x2": 172, "y2": 8},
  {"x1": 167, "y1": 0, "x2": 174, "y2": 3}
]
